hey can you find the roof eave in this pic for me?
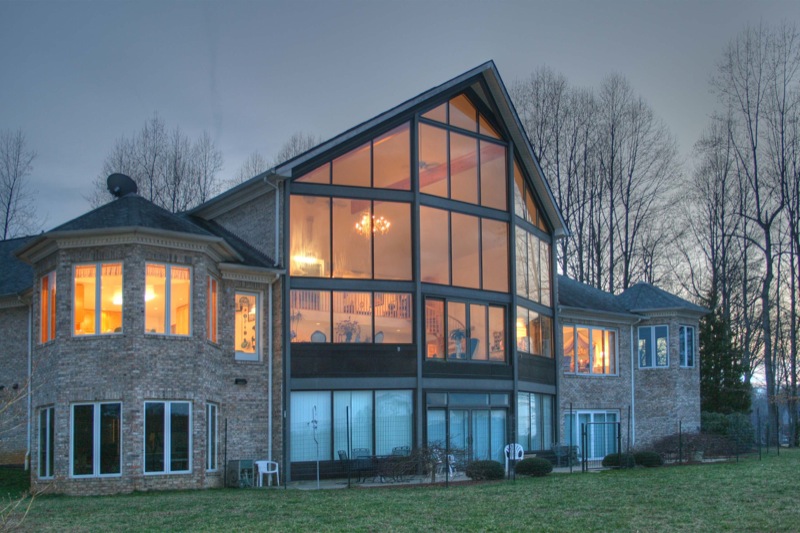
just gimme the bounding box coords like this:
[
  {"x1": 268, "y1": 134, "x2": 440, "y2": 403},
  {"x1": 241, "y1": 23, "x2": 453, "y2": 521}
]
[{"x1": 559, "y1": 305, "x2": 642, "y2": 324}]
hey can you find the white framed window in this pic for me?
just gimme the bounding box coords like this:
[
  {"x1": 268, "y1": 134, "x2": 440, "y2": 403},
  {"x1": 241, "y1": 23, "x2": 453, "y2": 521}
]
[
  {"x1": 679, "y1": 325, "x2": 696, "y2": 367},
  {"x1": 235, "y1": 291, "x2": 259, "y2": 361},
  {"x1": 73, "y1": 263, "x2": 123, "y2": 335},
  {"x1": 638, "y1": 325, "x2": 669, "y2": 368},
  {"x1": 207, "y1": 403, "x2": 218, "y2": 471},
  {"x1": 70, "y1": 402, "x2": 122, "y2": 477},
  {"x1": 562, "y1": 325, "x2": 618, "y2": 375},
  {"x1": 207, "y1": 276, "x2": 218, "y2": 343},
  {"x1": 40, "y1": 271, "x2": 56, "y2": 343},
  {"x1": 145, "y1": 263, "x2": 192, "y2": 336},
  {"x1": 563, "y1": 410, "x2": 618, "y2": 460},
  {"x1": 144, "y1": 401, "x2": 192, "y2": 474},
  {"x1": 38, "y1": 406, "x2": 55, "y2": 479}
]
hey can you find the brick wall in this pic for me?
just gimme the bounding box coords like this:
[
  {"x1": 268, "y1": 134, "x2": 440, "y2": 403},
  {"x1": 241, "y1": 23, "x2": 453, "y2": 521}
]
[{"x1": 0, "y1": 304, "x2": 30, "y2": 466}]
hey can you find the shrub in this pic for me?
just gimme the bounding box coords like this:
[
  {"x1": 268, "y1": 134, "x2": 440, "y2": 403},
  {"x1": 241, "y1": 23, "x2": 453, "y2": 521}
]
[
  {"x1": 701, "y1": 411, "x2": 754, "y2": 453},
  {"x1": 633, "y1": 451, "x2": 663, "y2": 467},
  {"x1": 601, "y1": 453, "x2": 635, "y2": 468},
  {"x1": 465, "y1": 460, "x2": 505, "y2": 480},
  {"x1": 514, "y1": 457, "x2": 553, "y2": 477},
  {"x1": 651, "y1": 432, "x2": 742, "y2": 460}
]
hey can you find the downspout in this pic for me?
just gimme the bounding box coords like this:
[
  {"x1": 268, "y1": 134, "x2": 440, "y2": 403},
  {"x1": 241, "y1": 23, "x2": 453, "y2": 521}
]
[
  {"x1": 25, "y1": 297, "x2": 32, "y2": 471},
  {"x1": 268, "y1": 278, "x2": 274, "y2": 461}
]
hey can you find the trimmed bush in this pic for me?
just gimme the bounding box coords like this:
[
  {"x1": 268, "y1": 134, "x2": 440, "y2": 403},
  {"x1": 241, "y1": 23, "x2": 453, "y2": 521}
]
[
  {"x1": 633, "y1": 451, "x2": 663, "y2": 467},
  {"x1": 465, "y1": 460, "x2": 505, "y2": 480},
  {"x1": 601, "y1": 453, "x2": 635, "y2": 468},
  {"x1": 515, "y1": 457, "x2": 553, "y2": 477}
]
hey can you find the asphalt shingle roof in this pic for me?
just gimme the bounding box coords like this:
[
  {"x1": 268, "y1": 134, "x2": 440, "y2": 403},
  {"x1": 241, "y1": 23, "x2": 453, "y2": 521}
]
[
  {"x1": 0, "y1": 235, "x2": 36, "y2": 297},
  {"x1": 556, "y1": 275, "x2": 633, "y2": 315},
  {"x1": 616, "y1": 282, "x2": 708, "y2": 314}
]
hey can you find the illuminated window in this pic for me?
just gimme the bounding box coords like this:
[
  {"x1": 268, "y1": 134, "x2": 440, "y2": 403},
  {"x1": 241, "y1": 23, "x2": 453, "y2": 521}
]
[
  {"x1": 207, "y1": 277, "x2": 218, "y2": 343},
  {"x1": 516, "y1": 307, "x2": 553, "y2": 358},
  {"x1": 563, "y1": 325, "x2": 617, "y2": 375},
  {"x1": 145, "y1": 264, "x2": 191, "y2": 336},
  {"x1": 73, "y1": 263, "x2": 123, "y2": 336},
  {"x1": 235, "y1": 291, "x2": 259, "y2": 361},
  {"x1": 425, "y1": 298, "x2": 506, "y2": 362},
  {"x1": 40, "y1": 271, "x2": 56, "y2": 343}
]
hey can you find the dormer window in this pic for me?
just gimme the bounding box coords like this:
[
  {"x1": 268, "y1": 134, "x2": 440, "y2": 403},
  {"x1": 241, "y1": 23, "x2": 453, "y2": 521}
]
[
  {"x1": 73, "y1": 263, "x2": 123, "y2": 335},
  {"x1": 145, "y1": 264, "x2": 191, "y2": 336}
]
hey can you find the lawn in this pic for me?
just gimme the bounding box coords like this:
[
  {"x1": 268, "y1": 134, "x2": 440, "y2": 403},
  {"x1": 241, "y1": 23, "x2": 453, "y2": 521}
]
[{"x1": 3, "y1": 451, "x2": 799, "y2": 532}]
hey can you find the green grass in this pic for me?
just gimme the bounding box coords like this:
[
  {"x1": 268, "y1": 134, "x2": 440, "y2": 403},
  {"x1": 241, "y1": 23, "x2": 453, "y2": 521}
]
[{"x1": 6, "y1": 451, "x2": 800, "y2": 532}]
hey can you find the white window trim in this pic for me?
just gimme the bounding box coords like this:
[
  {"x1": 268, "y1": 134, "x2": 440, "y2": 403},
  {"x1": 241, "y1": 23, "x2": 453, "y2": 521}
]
[
  {"x1": 72, "y1": 262, "x2": 124, "y2": 337},
  {"x1": 70, "y1": 402, "x2": 122, "y2": 478},
  {"x1": 207, "y1": 403, "x2": 218, "y2": 471},
  {"x1": 235, "y1": 290, "x2": 260, "y2": 361},
  {"x1": 143, "y1": 400, "x2": 193, "y2": 475},
  {"x1": 563, "y1": 324, "x2": 619, "y2": 376},
  {"x1": 563, "y1": 410, "x2": 619, "y2": 460},
  {"x1": 144, "y1": 263, "x2": 193, "y2": 337},
  {"x1": 679, "y1": 325, "x2": 696, "y2": 368},
  {"x1": 638, "y1": 325, "x2": 670, "y2": 369},
  {"x1": 207, "y1": 275, "x2": 219, "y2": 344},
  {"x1": 39, "y1": 406, "x2": 54, "y2": 479}
]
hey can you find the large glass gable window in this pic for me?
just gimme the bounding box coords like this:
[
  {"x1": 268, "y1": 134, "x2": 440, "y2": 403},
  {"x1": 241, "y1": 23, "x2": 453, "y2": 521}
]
[{"x1": 425, "y1": 298, "x2": 506, "y2": 362}]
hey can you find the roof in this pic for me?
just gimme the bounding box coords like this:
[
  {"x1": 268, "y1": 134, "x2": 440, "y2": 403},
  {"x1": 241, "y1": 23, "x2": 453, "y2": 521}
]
[
  {"x1": 0, "y1": 235, "x2": 36, "y2": 298},
  {"x1": 616, "y1": 282, "x2": 709, "y2": 315},
  {"x1": 190, "y1": 61, "x2": 569, "y2": 237},
  {"x1": 557, "y1": 275, "x2": 636, "y2": 317},
  {"x1": 186, "y1": 216, "x2": 275, "y2": 268}
]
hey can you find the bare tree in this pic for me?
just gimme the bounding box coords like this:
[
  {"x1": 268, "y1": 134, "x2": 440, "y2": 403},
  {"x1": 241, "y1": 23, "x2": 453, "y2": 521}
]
[
  {"x1": 229, "y1": 151, "x2": 268, "y2": 187},
  {"x1": 0, "y1": 129, "x2": 38, "y2": 239},
  {"x1": 271, "y1": 131, "x2": 320, "y2": 166}
]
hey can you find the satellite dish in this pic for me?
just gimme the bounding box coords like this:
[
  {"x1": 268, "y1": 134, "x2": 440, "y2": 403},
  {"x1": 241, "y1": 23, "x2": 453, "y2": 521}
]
[{"x1": 107, "y1": 173, "x2": 138, "y2": 198}]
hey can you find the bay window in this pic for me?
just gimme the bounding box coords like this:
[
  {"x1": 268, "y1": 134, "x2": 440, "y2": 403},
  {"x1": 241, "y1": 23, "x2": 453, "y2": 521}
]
[
  {"x1": 680, "y1": 325, "x2": 695, "y2": 367},
  {"x1": 39, "y1": 406, "x2": 54, "y2": 478},
  {"x1": 40, "y1": 271, "x2": 56, "y2": 343},
  {"x1": 144, "y1": 401, "x2": 191, "y2": 474},
  {"x1": 71, "y1": 402, "x2": 121, "y2": 477},
  {"x1": 145, "y1": 263, "x2": 191, "y2": 335},
  {"x1": 73, "y1": 263, "x2": 123, "y2": 335}
]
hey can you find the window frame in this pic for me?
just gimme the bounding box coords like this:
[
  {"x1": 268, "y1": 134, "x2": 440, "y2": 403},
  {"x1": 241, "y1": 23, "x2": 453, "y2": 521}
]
[
  {"x1": 38, "y1": 406, "x2": 55, "y2": 479},
  {"x1": 145, "y1": 263, "x2": 193, "y2": 337},
  {"x1": 679, "y1": 325, "x2": 696, "y2": 368},
  {"x1": 563, "y1": 324, "x2": 619, "y2": 376},
  {"x1": 69, "y1": 402, "x2": 122, "y2": 478},
  {"x1": 638, "y1": 325, "x2": 670, "y2": 368},
  {"x1": 235, "y1": 290, "x2": 260, "y2": 361},
  {"x1": 143, "y1": 400, "x2": 192, "y2": 475},
  {"x1": 40, "y1": 270, "x2": 56, "y2": 344},
  {"x1": 207, "y1": 403, "x2": 218, "y2": 471},
  {"x1": 207, "y1": 276, "x2": 218, "y2": 343},
  {"x1": 424, "y1": 297, "x2": 507, "y2": 363},
  {"x1": 72, "y1": 262, "x2": 124, "y2": 337}
]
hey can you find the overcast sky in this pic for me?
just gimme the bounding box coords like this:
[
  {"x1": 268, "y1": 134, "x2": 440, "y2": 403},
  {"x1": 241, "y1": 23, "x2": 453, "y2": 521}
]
[{"x1": 2, "y1": 0, "x2": 799, "y2": 230}]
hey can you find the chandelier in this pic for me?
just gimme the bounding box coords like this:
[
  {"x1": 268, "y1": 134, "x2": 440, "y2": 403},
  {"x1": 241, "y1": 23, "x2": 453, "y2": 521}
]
[{"x1": 354, "y1": 212, "x2": 391, "y2": 238}]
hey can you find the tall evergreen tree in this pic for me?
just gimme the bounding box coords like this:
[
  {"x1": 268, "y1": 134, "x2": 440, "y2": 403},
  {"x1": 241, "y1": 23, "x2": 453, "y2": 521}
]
[{"x1": 700, "y1": 299, "x2": 751, "y2": 413}]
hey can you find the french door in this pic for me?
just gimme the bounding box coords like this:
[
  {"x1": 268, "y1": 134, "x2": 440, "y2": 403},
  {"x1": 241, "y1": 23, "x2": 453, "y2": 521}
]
[{"x1": 428, "y1": 408, "x2": 506, "y2": 463}]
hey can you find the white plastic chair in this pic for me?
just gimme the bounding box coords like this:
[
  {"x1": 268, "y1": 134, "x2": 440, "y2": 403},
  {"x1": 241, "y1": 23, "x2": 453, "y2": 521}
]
[
  {"x1": 504, "y1": 443, "x2": 524, "y2": 473},
  {"x1": 255, "y1": 460, "x2": 280, "y2": 487}
]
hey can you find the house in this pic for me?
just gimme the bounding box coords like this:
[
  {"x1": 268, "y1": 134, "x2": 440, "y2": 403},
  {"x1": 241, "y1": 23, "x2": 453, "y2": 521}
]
[
  {"x1": 557, "y1": 275, "x2": 707, "y2": 460},
  {"x1": 0, "y1": 61, "x2": 702, "y2": 494}
]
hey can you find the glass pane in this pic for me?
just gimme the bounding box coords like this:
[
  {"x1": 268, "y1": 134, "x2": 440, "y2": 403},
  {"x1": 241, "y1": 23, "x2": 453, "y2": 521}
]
[
  {"x1": 513, "y1": 161, "x2": 527, "y2": 221},
  {"x1": 296, "y1": 163, "x2": 330, "y2": 184},
  {"x1": 375, "y1": 390, "x2": 413, "y2": 455},
  {"x1": 528, "y1": 311, "x2": 542, "y2": 355},
  {"x1": 563, "y1": 326, "x2": 575, "y2": 372},
  {"x1": 419, "y1": 124, "x2": 448, "y2": 198},
  {"x1": 679, "y1": 326, "x2": 686, "y2": 363},
  {"x1": 479, "y1": 114, "x2": 501, "y2": 139},
  {"x1": 639, "y1": 327, "x2": 652, "y2": 367},
  {"x1": 577, "y1": 327, "x2": 590, "y2": 373},
  {"x1": 450, "y1": 132, "x2": 478, "y2": 204},
  {"x1": 290, "y1": 391, "x2": 332, "y2": 462},
  {"x1": 448, "y1": 302, "x2": 467, "y2": 359},
  {"x1": 526, "y1": 186, "x2": 540, "y2": 228},
  {"x1": 427, "y1": 409, "x2": 446, "y2": 448},
  {"x1": 333, "y1": 198, "x2": 372, "y2": 279},
  {"x1": 373, "y1": 201, "x2": 411, "y2": 280},
  {"x1": 488, "y1": 306, "x2": 505, "y2": 362},
  {"x1": 290, "y1": 290, "x2": 331, "y2": 343},
  {"x1": 422, "y1": 103, "x2": 447, "y2": 124},
  {"x1": 332, "y1": 142, "x2": 370, "y2": 187},
  {"x1": 207, "y1": 404, "x2": 217, "y2": 470},
  {"x1": 73, "y1": 405, "x2": 94, "y2": 476},
  {"x1": 481, "y1": 219, "x2": 508, "y2": 292},
  {"x1": 420, "y1": 206, "x2": 450, "y2": 285},
  {"x1": 451, "y1": 213, "x2": 479, "y2": 289},
  {"x1": 74, "y1": 265, "x2": 96, "y2": 335},
  {"x1": 100, "y1": 263, "x2": 123, "y2": 334},
  {"x1": 517, "y1": 394, "x2": 531, "y2": 450},
  {"x1": 145, "y1": 264, "x2": 166, "y2": 334},
  {"x1": 334, "y1": 391, "x2": 373, "y2": 455},
  {"x1": 542, "y1": 395, "x2": 554, "y2": 450},
  {"x1": 540, "y1": 241, "x2": 551, "y2": 306},
  {"x1": 49, "y1": 273, "x2": 57, "y2": 341},
  {"x1": 469, "y1": 304, "x2": 487, "y2": 360},
  {"x1": 333, "y1": 291, "x2": 371, "y2": 343},
  {"x1": 100, "y1": 403, "x2": 121, "y2": 474},
  {"x1": 687, "y1": 327, "x2": 694, "y2": 366},
  {"x1": 41, "y1": 274, "x2": 52, "y2": 343},
  {"x1": 471, "y1": 410, "x2": 490, "y2": 460},
  {"x1": 290, "y1": 195, "x2": 330, "y2": 277},
  {"x1": 607, "y1": 330, "x2": 617, "y2": 373},
  {"x1": 515, "y1": 230, "x2": 528, "y2": 299},
  {"x1": 541, "y1": 316, "x2": 552, "y2": 358},
  {"x1": 591, "y1": 329, "x2": 604, "y2": 374},
  {"x1": 450, "y1": 410, "x2": 470, "y2": 454},
  {"x1": 656, "y1": 326, "x2": 669, "y2": 366},
  {"x1": 425, "y1": 299, "x2": 445, "y2": 359},
  {"x1": 170, "y1": 267, "x2": 191, "y2": 335},
  {"x1": 39, "y1": 409, "x2": 48, "y2": 477},
  {"x1": 170, "y1": 403, "x2": 190, "y2": 472},
  {"x1": 235, "y1": 293, "x2": 257, "y2": 355},
  {"x1": 449, "y1": 94, "x2": 477, "y2": 132},
  {"x1": 207, "y1": 277, "x2": 218, "y2": 343},
  {"x1": 480, "y1": 141, "x2": 507, "y2": 210},
  {"x1": 515, "y1": 307, "x2": 529, "y2": 353},
  {"x1": 527, "y1": 233, "x2": 540, "y2": 302},
  {"x1": 490, "y1": 409, "x2": 506, "y2": 463},
  {"x1": 145, "y1": 403, "x2": 165, "y2": 473},
  {"x1": 373, "y1": 123, "x2": 410, "y2": 190},
  {"x1": 374, "y1": 293, "x2": 412, "y2": 343}
]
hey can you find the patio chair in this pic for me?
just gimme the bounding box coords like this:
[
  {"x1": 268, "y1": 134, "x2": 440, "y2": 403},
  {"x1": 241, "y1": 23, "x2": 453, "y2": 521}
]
[
  {"x1": 352, "y1": 448, "x2": 374, "y2": 482},
  {"x1": 255, "y1": 460, "x2": 279, "y2": 487}
]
